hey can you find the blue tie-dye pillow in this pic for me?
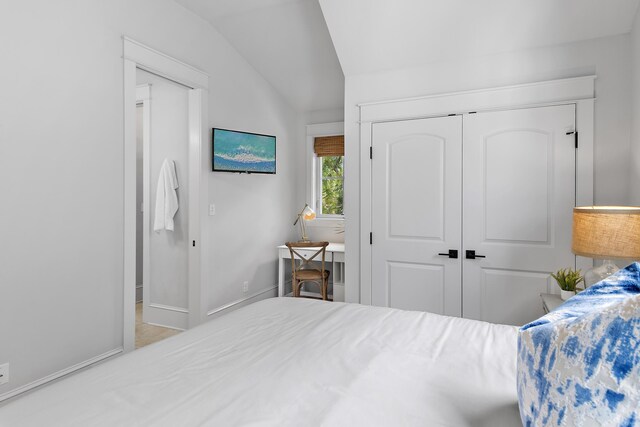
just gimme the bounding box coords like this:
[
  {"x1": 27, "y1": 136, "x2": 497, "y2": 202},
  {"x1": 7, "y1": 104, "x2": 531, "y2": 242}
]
[{"x1": 517, "y1": 262, "x2": 640, "y2": 427}]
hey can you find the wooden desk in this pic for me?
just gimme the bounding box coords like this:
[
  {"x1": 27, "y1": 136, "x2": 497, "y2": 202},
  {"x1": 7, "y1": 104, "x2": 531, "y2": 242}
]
[{"x1": 277, "y1": 243, "x2": 345, "y2": 301}]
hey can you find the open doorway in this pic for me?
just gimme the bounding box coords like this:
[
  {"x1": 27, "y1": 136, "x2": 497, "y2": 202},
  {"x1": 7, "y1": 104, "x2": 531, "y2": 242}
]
[
  {"x1": 123, "y1": 38, "x2": 208, "y2": 352},
  {"x1": 134, "y1": 77, "x2": 188, "y2": 348}
]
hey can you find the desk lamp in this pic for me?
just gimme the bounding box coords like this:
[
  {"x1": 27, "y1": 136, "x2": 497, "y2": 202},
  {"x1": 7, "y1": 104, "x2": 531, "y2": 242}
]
[
  {"x1": 572, "y1": 206, "x2": 640, "y2": 286},
  {"x1": 294, "y1": 204, "x2": 316, "y2": 242}
]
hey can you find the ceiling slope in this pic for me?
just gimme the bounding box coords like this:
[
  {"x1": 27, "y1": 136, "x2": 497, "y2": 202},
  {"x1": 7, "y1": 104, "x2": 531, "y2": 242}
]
[
  {"x1": 319, "y1": 0, "x2": 640, "y2": 76},
  {"x1": 174, "y1": 0, "x2": 345, "y2": 113}
]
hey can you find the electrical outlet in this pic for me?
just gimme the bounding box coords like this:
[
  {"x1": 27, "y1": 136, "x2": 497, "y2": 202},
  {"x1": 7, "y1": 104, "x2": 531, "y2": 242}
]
[
  {"x1": 209, "y1": 204, "x2": 216, "y2": 216},
  {"x1": 243, "y1": 281, "x2": 249, "y2": 293},
  {"x1": 0, "y1": 363, "x2": 9, "y2": 385}
]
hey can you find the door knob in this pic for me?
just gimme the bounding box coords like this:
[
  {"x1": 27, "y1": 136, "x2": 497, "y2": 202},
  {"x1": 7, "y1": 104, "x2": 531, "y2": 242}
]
[
  {"x1": 465, "y1": 250, "x2": 486, "y2": 260},
  {"x1": 437, "y1": 249, "x2": 458, "y2": 259}
]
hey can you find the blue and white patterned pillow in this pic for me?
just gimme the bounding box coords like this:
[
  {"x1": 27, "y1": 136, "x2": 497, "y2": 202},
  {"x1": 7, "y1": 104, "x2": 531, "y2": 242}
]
[{"x1": 517, "y1": 262, "x2": 640, "y2": 427}]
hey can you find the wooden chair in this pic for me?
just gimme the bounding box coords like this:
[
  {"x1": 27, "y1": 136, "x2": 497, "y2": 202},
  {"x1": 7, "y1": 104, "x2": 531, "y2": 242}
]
[{"x1": 285, "y1": 241, "x2": 331, "y2": 300}]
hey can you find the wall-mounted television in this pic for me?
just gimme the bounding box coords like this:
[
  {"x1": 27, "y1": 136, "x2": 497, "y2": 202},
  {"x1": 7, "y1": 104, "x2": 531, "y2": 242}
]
[{"x1": 212, "y1": 128, "x2": 276, "y2": 174}]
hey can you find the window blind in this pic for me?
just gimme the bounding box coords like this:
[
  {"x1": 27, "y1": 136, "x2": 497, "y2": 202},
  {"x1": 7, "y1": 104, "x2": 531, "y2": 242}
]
[{"x1": 314, "y1": 135, "x2": 344, "y2": 157}]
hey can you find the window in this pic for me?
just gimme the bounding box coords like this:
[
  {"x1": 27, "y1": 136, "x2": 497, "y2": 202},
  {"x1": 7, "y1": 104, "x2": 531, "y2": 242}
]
[{"x1": 314, "y1": 135, "x2": 344, "y2": 217}]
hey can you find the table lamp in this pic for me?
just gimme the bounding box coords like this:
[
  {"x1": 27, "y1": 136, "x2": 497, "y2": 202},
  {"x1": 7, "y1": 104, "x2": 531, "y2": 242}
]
[
  {"x1": 293, "y1": 204, "x2": 316, "y2": 242},
  {"x1": 572, "y1": 206, "x2": 640, "y2": 286}
]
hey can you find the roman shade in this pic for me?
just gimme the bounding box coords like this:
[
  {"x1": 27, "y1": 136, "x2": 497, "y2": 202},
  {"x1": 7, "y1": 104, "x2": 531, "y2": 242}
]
[{"x1": 314, "y1": 136, "x2": 344, "y2": 157}]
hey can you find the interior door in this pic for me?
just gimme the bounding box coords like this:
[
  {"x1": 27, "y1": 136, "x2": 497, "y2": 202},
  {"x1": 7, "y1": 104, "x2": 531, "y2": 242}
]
[
  {"x1": 371, "y1": 116, "x2": 462, "y2": 315},
  {"x1": 138, "y1": 69, "x2": 191, "y2": 330},
  {"x1": 462, "y1": 105, "x2": 576, "y2": 326}
]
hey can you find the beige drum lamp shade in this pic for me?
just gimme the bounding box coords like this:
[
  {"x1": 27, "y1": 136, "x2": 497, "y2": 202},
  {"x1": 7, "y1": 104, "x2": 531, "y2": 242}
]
[{"x1": 572, "y1": 206, "x2": 640, "y2": 259}]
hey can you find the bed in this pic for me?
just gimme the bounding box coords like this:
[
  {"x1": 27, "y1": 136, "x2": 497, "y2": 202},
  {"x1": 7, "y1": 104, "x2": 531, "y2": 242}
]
[{"x1": 0, "y1": 298, "x2": 521, "y2": 426}]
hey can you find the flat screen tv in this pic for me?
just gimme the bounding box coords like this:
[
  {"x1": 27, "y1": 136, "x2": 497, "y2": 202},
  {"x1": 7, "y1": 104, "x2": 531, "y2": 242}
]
[{"x1": 212, "y1": 128, "x2": 276, "y2": 174}]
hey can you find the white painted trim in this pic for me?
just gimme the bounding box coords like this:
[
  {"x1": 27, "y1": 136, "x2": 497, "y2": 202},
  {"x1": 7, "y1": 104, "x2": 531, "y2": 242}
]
[
  {"x1": 137, "y1": 85, "x2": 152, "y2": 330},
  {"x1": 123, "y1": 37, "x2": 208, "y2": 90},
  {"x1": 145, "y1": 303, "x2": 188, "y2": 330},
  {"x1": 148, "y1": 303, "x2": 188, "y2": 313},
  {"x1": 123, "y1": 58, "x2": 137, "y2": 352},
  {"x1": 357, "y1": 119, "x2": 372, "y2": 305},
  {"x1": 197, "y1": 98, "x2": 210, "y2": 327},
  {"x1": 306, "y1": 122, "x2": 344, "y2": 136},
  {"x1": 575, "y1": 98, "x2": 596, "y2": 274},
  {"x1": 305, "y1": 122, "x2": 344, "y2": 217},
  {"x1": 358, "y1": 75, "x2": 596, "y2": 123},
  {"x1": 358, "y1": 76, "x2": 595, "y2": 305},
  {"x1": 136, "y1": 84, "x2": 150, "y2": 102},
  {"x1": 0, "y1": 348, "x2": 122, "y2": 403},
  {"x1": 123, "y1": 37, "x2": 209, "y2": 353},
  {"x1": 143, "y1": 321, "x2": 185, "y2": 331},
  {"x1": 206, "y1": 286, "x2": 278, "y2": 318},
  {"x1": 187, "y1": 89, "x2": 208, "y2": 329}
]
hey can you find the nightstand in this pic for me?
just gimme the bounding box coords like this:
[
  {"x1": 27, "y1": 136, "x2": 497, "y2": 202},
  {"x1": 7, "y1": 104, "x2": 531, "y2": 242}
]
[{"x1": 540, "y1": 293, "x2": 564, "y2": 313}]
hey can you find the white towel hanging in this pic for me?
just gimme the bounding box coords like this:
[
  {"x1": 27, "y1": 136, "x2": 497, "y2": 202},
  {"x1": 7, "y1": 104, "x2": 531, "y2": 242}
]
[{"x1": 153, "y1": 159, "x2": 179, "y2": 232}]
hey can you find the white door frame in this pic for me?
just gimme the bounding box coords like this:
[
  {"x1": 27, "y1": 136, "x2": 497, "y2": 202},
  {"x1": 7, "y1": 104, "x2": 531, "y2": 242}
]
[
  {"x1": 358, "y1": 76, "x2": 596, "y2": 305},
  {"x1": 136, "y1": 85, "x2": 151, "y2": 307},
  {"x1": 123, "y1": 37, "x2": 209, "y2": 352}
]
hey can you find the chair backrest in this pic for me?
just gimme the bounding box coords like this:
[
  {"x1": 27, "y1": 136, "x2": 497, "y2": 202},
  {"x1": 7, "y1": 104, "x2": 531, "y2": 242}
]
[{"x1": 285, "y1": 241, "x2": 329, "y2": 276}]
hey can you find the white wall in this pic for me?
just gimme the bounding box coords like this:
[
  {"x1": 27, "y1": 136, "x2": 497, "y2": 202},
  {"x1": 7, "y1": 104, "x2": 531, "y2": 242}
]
[
  {"x1": 305, "y1": 108, "x2": 345, "y2": 126},
  {"x1": 344, "y1": 35, "x2": 632, "y2": 303},
  {"x1": 207, "y1": 89, "x2": 300, "y2": 311},
  {"x1": 0, "y1": 0, "x2": 299, "y2": 398},
  {"x1": 630, "y1": 10, "x2": 640, "y2": 204}
]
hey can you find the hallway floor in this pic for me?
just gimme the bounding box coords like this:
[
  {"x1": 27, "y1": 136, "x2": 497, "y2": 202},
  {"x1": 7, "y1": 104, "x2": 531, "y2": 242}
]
[{"x1": 136, "y1": 302, "x2": 181, "y2": 349}]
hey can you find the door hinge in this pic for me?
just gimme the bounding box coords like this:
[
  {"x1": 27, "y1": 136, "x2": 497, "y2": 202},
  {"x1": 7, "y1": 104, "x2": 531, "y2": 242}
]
[
  {"x1": 566, "y1": 131, "x2": 578, "y2": 148},
  {"x1": 369, "y1": 232, "x2": 373, "y2": 245},
  {"x1": 369, "y1": 146, "x2": 372, "y2": 159}
]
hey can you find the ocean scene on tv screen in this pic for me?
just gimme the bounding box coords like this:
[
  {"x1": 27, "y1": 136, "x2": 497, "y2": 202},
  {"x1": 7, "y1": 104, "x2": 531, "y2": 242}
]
[{"x1": 213, "y1": 129, "x2": 276, "y2": 173}]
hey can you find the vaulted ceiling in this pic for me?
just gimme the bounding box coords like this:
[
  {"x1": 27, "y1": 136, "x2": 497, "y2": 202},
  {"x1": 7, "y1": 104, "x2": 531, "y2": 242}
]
[
  {"x1": 173, "y1": 0, "x2": 640, "y2": 114},
  {"x1": 174, "y1": 0, "x2": 345, "y2": 114},
  {"x1": 320, "y1": 0, "x2": 640, "y2": 75}
]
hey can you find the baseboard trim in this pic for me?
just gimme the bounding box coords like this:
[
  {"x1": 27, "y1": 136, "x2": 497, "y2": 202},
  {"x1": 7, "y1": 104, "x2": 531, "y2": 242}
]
[
  {"x1": 0, "y1": 347, "x2": 122, "y2": 403},
  {"x1": 144, "y1": 321, "x2": 185, "y2": 331},
  {"x1": 136, "y1": 284, "x2": 143, "y2": 303},
  {"x1": 148, "y1": 303, "x2": 188, "y2": 313},
  {"x1": 207, "y1": 285, "x2": 277, "y2": 317},
  {"x1": 145, "y1": 303, "x2": 188, "y2": 330}
]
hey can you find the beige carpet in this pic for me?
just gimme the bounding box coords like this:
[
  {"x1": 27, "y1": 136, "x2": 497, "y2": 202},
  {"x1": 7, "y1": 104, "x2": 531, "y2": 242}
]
[{"x1": 136, "y1": 302, "x2": 181, "y2": 349}]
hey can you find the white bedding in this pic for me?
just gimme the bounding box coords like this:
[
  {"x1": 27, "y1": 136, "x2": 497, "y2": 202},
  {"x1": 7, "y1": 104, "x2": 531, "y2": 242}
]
[{"x1": 0, "y1": 298, "x2": 520, "y2": 426}]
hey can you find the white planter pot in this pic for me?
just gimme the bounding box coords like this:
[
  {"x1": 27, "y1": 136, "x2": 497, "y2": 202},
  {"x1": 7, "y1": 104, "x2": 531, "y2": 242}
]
[{"x1": 560, "y1": 290, "x2": 575, "y2": 301}]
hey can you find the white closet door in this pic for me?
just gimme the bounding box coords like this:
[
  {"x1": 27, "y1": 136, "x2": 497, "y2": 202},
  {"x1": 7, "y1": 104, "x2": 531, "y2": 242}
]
[
  {"x1": 462, "y1": 105, "x2": 576, "y2": 326},
  {"x1": 371, "y1": 116, "x2": 462, "y2": 316}
]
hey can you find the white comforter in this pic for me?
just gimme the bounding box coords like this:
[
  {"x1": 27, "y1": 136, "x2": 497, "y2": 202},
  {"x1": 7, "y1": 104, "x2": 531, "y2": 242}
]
[{"x1": 0, "y1": 298, "x2": 521, "y2": 426}]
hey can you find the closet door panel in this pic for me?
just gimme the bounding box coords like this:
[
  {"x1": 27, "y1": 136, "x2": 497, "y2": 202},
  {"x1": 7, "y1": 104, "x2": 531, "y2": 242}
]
[
  {"x1": 462, "y1": 105, "x2": 576, "y2": 326},
  {"x1": 484, "y1": 130, "x2": 550, "y2": 242},
  {"x1": 371, "y1": 116, "x2": 462, "y2": 316}
]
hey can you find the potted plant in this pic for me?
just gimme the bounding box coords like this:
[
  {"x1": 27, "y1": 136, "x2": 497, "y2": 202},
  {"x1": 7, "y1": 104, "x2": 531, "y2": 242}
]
[{"x1": 550, "y1": 268, "x2": 585, "y2": 301}]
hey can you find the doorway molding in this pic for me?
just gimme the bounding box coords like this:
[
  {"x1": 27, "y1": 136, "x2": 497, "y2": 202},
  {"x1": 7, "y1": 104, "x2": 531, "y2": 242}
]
[
  {"x1": 357, "y1": 75, "x2": 595, "y2": 305},
  {"x1": 135, "y1": 84, "x2": 150, "y2": 306},
  {"x1": 123, "y1": 37, "x2": 209, "y2": 352}
]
